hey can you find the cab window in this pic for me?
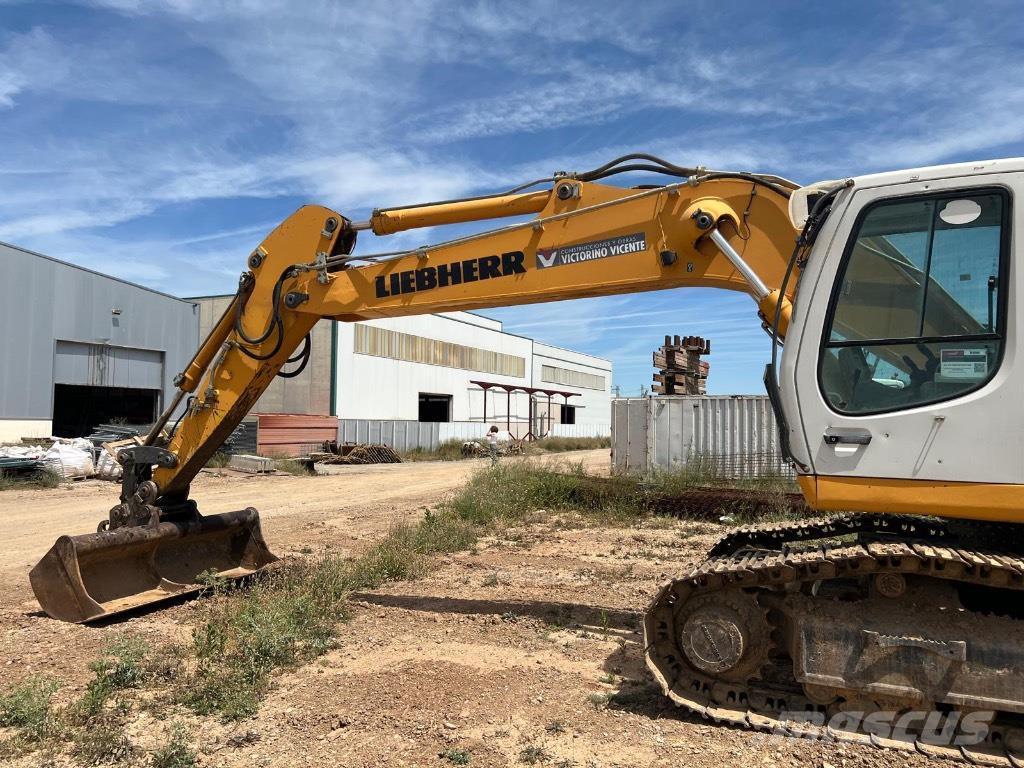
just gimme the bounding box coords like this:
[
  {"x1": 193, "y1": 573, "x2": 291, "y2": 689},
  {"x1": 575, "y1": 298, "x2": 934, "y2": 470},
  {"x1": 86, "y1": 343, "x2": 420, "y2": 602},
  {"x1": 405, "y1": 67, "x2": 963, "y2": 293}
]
[{"x1": 820, "y1": 190, "x2": 1007, "y2": 415}]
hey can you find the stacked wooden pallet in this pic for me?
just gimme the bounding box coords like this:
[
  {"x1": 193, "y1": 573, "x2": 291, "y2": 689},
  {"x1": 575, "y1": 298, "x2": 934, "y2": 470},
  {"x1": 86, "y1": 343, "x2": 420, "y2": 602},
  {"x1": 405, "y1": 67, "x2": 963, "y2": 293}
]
[{"x1": 652, "y1": 335, "x2": 710, "y2": 395}]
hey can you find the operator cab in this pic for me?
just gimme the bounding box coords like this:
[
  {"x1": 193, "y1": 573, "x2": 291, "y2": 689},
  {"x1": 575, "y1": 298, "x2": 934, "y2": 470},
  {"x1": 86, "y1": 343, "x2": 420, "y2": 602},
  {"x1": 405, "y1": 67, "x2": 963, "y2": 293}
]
[{"x1": 785, "y1": 159, "x2": 1021, "y2": 504}]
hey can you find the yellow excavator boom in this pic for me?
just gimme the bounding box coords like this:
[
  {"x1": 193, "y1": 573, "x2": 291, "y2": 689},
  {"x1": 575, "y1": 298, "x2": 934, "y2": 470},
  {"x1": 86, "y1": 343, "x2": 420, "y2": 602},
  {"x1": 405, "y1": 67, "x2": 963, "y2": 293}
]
[{"x1": 160, "y1": 175, "x2": 799, "y2": 497}]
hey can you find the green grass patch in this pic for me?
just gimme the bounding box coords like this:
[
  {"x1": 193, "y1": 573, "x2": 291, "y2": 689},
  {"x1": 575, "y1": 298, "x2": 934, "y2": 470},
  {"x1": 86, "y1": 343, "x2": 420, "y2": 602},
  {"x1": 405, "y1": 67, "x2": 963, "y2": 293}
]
[
  {"x1": 75, "y1": 635, "x2": 151, "y2": 719},
  {"x1": 180, "y1": 506, "x2": 478, "y2": 720},
  {"x1": 640, "y1": 459, "x2": 801, "y2": 524},
  {"x1": 0, "y1": 637, "x2": 164, "y2": 760},
  {"x1": 0, "y1": 469, "x2": 61, "y2": 491},
  {"x1": 1, "y1": 457, "x2": 801, "y2": 756},
  {"x1": 401, "y1": 438, "x2": 468, "y2": 462},
  {"x1": 442, "y1": 460, "x2": 646, "y2": 525},
  {"x1": 72, "y1": 721, "x2": 136, "y2": 764},
  {"x1": 519, "y1": 744, "x2": 550, "y2": 764},
  {"x1": 525, "y1": 435, "x2": 610, "y2": 453},
  {"x1": 273, "y1": 458, "x2": 315, "y2": 476},
  {"x1": 643, "y1": 455, "x2": 797, "y2": 494},
  {"x1": 0, "y1": 676, "x2": 60, "y2": 743},
  {"x1": 150, "y1": 723, "x2": 196, "y2": 768},
  {"x1": 403, "y1": 435, "x2": 611, "y2": 462},
  {"x1": 441, "y1": 748, "x2": 472, "y2": 765},
  {"x1": 182, "y1": 556, "x2": 351, "y2": 719},
  {"x1": 442, "y1": 458, "x2": 802, "y2": 527},
  {"x1": 0, "y1": 636, "x2": 197, "y2": 763}
]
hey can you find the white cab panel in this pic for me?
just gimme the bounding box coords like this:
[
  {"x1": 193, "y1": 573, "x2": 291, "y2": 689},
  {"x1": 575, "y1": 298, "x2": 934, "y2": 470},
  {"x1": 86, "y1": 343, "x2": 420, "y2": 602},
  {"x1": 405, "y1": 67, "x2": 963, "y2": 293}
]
[{"x1": 787, "y1": 171, "x2": 1023, "y2": 484}]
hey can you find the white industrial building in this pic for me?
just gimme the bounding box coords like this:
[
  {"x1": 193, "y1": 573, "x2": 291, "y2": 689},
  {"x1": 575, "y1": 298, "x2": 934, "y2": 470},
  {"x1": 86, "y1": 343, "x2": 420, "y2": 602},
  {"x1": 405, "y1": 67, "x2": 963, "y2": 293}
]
[
  {"x1": 337, "y1": 312, "x2": 612, "y2": 434},
  {"x1": 192, "y1": 297, "x2": 613, "y2": 438}
]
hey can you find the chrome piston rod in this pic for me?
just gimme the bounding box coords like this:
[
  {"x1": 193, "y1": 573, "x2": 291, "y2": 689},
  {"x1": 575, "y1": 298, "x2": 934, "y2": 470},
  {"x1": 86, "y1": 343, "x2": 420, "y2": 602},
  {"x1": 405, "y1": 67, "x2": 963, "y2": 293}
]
[{"x1": 706, "y1": 228, "x2": 771, "y2": 301}]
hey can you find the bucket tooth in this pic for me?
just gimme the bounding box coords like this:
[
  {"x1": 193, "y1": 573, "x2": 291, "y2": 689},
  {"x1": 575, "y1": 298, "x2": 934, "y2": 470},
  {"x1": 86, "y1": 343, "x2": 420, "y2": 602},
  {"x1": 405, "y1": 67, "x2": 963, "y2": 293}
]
[{"x1": 29, "y1": 507, "x2": 277, "y2": 623}]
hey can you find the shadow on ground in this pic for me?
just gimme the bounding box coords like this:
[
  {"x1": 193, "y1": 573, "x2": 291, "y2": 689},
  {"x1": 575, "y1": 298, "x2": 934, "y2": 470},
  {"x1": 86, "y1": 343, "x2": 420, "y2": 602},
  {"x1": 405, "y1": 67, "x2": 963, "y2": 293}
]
[{"x1": 351, "y1": 591, "x2": 640, "y2": 633}]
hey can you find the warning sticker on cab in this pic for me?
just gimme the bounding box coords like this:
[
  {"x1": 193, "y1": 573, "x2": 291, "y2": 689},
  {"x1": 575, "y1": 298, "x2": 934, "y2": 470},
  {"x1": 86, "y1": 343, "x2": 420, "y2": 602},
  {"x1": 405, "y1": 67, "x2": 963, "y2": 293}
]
[
  {"x1": 535, "y1": 232, "x2": 647, "y2": 270},
  {"x1": 938, "y1": 348, "x2": 988, "y2": 380}
]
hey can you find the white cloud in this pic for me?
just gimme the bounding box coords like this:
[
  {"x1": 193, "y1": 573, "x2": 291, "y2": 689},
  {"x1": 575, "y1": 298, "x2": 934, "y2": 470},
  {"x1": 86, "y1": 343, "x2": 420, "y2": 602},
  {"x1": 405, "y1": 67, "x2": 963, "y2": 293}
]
[
  {"x1": 0, "y1": 27, "x2": 69, "y2": 107},
  {"x1": 0, "y1": 68, "x2": 23, "y2": 107},
  {"x1": 6, "y1": 0, "x2": 1012, "y2": 255}
]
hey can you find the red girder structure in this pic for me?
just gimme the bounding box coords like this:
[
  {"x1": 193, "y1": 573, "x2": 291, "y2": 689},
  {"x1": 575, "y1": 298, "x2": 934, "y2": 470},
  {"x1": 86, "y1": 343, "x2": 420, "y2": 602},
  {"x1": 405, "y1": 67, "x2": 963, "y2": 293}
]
[{"x1": 469, "y1": 379, "x2": 580, "y2": 440}]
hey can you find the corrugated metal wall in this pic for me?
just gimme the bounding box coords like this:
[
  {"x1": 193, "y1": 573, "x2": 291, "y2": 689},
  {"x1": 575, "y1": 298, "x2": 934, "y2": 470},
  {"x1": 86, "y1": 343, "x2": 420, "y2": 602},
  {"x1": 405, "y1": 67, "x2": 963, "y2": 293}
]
[
  {"x1": 539, "y1": 364, "x2": 606, "y2": 390},
  {"x1": 611, "y1": 396, "x2": 791, "y2": 477},
  {"x1": 339, "y1": 420, "x2": 445, "y2": 452},
  {"x1": 192, "y1": 296, "x2": 334, "y2": 415},
  {"x1": 354, "y1": 323, "x2": 526, "y2": 377},
  {"x1": 0, "y1": 242, "x2": 198, "y2": 420},
  {"x1": 338, "y1": 419, "x2": 610, "y2": 452},
  {"x1": 53, "y1": 341, "x2": 164, "y2": 389}
]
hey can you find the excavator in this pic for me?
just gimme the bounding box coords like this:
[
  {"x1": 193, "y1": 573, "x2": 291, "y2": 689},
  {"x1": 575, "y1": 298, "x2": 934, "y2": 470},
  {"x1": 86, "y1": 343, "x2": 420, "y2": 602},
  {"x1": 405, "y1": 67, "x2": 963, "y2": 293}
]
[{"x1": 29, "y1": 154, "x2": 1024, "y2": 763}]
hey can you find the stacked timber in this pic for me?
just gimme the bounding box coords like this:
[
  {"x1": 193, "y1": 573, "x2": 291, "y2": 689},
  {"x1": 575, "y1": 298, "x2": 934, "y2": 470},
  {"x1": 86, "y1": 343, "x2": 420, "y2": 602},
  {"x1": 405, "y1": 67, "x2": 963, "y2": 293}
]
[{"x1": 652, "y1": 335, "x2": 710, "y2": 395}]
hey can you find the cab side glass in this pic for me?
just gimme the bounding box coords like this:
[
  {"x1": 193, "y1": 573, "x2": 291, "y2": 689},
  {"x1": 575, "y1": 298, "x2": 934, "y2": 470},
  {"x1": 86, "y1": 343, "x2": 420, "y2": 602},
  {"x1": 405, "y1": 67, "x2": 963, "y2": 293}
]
[{"x1": 820, "y1": 191, "x2": 1007, "y2": 415}]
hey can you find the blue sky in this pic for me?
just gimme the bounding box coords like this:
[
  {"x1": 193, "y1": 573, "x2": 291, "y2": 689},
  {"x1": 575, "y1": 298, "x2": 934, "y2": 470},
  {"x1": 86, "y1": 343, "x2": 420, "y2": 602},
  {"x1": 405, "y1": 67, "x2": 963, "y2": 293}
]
[{"x1": 1, "y1": 1, "x2": 1023, "y2": 395}]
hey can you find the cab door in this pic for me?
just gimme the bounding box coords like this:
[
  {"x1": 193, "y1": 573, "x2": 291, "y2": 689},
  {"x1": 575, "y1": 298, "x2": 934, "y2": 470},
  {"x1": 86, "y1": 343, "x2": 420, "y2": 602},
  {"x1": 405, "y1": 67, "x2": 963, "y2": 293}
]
[{"x1": 792, "y1": 172, "x2": 1022, "y2": 502}]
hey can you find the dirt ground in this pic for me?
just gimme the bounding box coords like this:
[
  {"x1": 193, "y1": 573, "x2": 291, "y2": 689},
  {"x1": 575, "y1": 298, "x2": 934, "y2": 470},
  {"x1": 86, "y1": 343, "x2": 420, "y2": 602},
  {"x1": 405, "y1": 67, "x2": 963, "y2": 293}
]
[{"x1": 0, "y1": 449, "x2": 922, "y2": 767}]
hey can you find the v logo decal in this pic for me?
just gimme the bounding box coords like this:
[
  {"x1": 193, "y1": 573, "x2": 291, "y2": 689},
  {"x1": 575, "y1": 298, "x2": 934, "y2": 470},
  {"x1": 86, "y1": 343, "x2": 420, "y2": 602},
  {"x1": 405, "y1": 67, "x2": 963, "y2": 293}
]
[{"x1": 537, "y1": 251, "x2": 558, "y2": 268}]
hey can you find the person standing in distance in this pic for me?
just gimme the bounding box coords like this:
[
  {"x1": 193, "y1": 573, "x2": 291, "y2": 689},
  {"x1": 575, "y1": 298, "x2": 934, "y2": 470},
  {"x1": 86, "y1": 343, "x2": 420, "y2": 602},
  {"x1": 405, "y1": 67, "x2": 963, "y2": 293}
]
[{"x1": 486, "y1": 425, "x2": 500, "y2": 465}]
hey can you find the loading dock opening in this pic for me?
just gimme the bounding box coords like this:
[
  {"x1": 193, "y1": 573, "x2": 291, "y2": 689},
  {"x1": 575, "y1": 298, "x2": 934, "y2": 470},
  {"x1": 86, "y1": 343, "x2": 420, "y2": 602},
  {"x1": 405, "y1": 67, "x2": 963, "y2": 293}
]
[
  {"x1": 51, "y1": 384, "x2": 159, "y2": 437},
  {"x1": 418, "y1": 393, "x2": 452, "y2": 423}
]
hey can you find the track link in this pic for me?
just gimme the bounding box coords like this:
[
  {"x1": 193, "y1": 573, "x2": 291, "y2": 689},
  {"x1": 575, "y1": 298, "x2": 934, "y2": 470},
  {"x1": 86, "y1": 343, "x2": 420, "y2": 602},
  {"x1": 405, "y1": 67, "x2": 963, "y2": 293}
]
[
  {"x1": 707, "y1": 512, "x2": 954, "y2": 557},
  {"x1": 708, "y1": 513, "x2": 1024, "y2": 558},
  {"x1": 645, "y1": 515, "x2": 1024, "y2": 766}
]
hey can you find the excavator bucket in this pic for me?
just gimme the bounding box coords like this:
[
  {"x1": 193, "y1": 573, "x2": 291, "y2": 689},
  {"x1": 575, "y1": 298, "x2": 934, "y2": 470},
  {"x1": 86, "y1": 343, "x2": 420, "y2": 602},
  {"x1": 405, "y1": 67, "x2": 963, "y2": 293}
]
[{"x1": 29, "y1": 507, "x2": 276, "y2": 623}]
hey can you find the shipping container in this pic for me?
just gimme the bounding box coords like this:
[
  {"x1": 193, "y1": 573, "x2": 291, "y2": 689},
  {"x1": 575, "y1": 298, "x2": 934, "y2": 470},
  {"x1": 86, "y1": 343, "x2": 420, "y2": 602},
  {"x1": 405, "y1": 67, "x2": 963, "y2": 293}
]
[{"x1": 611, "y1": 396, "x2": 792, "y2": 478}]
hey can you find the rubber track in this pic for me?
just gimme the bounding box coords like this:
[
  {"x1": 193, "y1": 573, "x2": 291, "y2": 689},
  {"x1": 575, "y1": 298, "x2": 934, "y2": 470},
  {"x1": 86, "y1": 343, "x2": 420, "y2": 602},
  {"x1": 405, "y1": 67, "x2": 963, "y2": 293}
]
[
  {"x1": 645, "y1": 524, "x2": 1024, "y2": 767},
  {"x1": 707, "y1": 512, "x2": 953, "y2": 558},
  {"x1": 708, "y1": 513, "x2": 1024, "y2": 558}
]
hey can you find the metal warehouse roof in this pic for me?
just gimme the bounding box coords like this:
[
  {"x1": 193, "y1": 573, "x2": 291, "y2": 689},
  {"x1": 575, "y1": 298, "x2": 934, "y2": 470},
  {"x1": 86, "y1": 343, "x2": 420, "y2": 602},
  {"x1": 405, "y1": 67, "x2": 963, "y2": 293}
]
[{"x1": 0, "y1": 240, "x2": 196, "y2": 305}]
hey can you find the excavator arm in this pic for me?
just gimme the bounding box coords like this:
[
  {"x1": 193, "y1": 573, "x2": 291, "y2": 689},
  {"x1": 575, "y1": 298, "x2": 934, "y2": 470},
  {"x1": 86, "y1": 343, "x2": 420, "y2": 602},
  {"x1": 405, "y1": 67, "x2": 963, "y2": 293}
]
[
  {"x1": 162, "y1": 174, "x2": 799, "y2": 496},
  {"x1": 30, "y1": 165, "x2": 802, "y2": 622}
]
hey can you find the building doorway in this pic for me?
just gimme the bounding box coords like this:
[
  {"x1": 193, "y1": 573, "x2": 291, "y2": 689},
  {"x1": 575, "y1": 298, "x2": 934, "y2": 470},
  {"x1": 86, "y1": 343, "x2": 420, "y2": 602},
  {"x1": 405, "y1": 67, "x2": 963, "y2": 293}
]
[
  {"x1": 418, "y1": 393, "x2": 452, "y2": 423},
  {"x1": 52, "y1": 384, "x2": 159, "y2": 437}
]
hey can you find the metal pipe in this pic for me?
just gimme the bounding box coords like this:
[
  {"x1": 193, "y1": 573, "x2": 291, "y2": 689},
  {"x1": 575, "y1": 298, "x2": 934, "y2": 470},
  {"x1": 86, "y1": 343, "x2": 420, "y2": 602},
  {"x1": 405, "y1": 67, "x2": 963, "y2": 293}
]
[
  {"x1": 176, "y1": 291, "x2": 244, "y2": 393},
  {"x1": 329, "y1": 179, "x2": 696, "y2": 267},
  {"x1": 369, "y1": 190, "x2": 550, "y2": 235},
  {"x1": 707, "y1": 228, "x2": 771, "y2": 300},
  {"x1": 144, "y1": 388, "x2": 187, "y2": 446}
]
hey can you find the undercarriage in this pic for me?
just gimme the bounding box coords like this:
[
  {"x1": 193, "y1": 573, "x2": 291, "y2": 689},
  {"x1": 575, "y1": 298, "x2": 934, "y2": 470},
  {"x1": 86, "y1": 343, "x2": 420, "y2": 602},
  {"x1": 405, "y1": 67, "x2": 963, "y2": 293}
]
[{"x1": 644, "y1": 514, "x2": 1024, "y2": 766}]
